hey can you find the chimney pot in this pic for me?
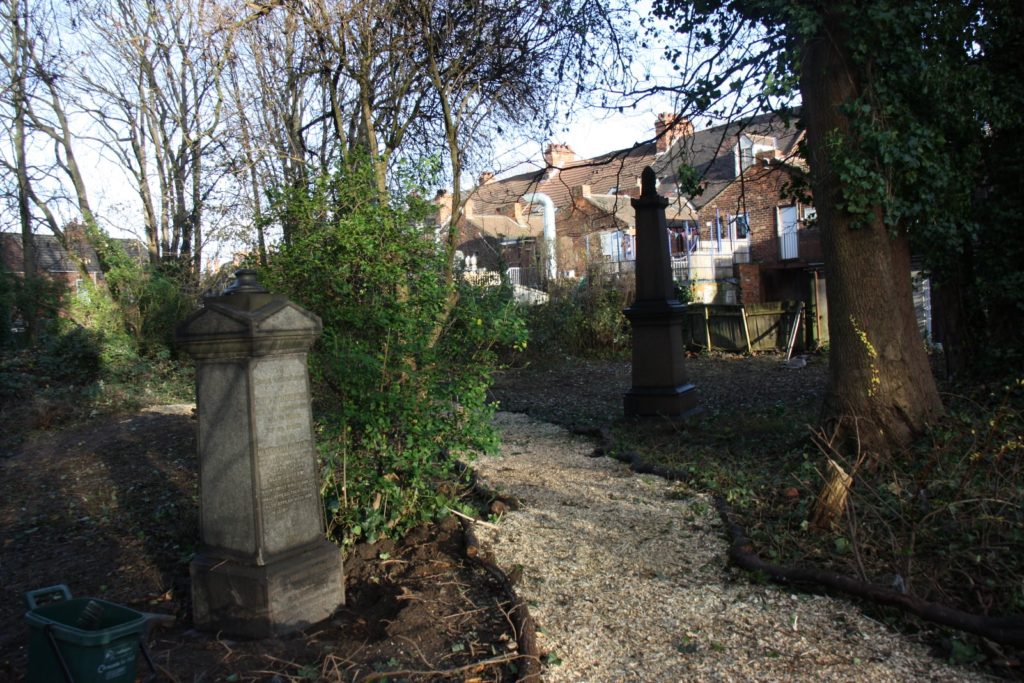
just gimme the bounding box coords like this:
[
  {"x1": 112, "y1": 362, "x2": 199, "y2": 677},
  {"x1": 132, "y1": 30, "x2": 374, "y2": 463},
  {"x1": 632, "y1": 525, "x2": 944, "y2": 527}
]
[
  {"x1": 543, "y1": 143, "x2": 577, "y2": 170},
  {"x1": 654, "y1": 113, "x2": 694, "y2": 155}
]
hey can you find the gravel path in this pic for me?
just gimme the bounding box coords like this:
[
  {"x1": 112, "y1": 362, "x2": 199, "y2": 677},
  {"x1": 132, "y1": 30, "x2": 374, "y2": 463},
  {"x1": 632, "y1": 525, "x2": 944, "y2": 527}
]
[{"x1": 475, "y1": 412, "x2": 990, "y2": 682}]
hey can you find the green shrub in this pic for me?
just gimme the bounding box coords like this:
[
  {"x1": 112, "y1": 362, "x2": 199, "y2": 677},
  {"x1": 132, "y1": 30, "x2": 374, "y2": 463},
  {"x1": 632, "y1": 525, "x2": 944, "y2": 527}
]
[
  {"x1": 264, "y1": 159, "x2": 526, "y2": 545},
  {"x1": 83, "y1": 226, "x2": 195, "y2": 356},
  {"x1": 525, "y1": 272, "x2": 633, "y2": 358},
  {"x1": 0, "y1": 265, "x2": 67, "y2": 348}
]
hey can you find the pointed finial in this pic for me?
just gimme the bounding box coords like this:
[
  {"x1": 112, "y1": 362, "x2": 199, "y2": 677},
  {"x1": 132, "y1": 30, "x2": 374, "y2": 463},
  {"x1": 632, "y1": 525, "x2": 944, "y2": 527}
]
[{"x1": 641, "y1": 167, "x2": 657, "y2": 198}]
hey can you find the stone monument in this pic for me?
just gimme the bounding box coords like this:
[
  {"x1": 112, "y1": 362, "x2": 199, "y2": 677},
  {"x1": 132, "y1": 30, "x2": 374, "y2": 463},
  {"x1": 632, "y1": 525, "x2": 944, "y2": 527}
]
[
  {"x1": 176, "y1": 269, "x2": 344, "y2": 638},
  {"x1": 624, "y1": 167, "x2": 699, "y2": 416}
]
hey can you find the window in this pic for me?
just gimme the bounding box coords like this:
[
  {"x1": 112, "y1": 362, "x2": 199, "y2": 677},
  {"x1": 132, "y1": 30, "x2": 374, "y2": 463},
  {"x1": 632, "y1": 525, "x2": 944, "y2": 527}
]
[
  {"x1": 667, "y1": 220, "x2": 698, "y2": 257},
  {"x1": 778, "y1": 206, "x2": 799, "y2": 234},
  {"x1": 728, "y1": 213, "x2": 750, "y2": 240},
  {"x1": 599, "y1": 230, "x2": 633, "y2": 262},
  {"x1": 778, "y1": 206, "x2": 799, "y2": 260},
  {"x1": 735, "y1": 137, "x2": 755, "y2": 176}
]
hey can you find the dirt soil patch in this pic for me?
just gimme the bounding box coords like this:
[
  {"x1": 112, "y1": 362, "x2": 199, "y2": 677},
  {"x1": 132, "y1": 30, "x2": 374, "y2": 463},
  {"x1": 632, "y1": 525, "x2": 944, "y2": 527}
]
[
  {"x1": 490, "y1": 352, "x2": 827, "y2": 428},
  {"x1": 0, "y1": 352, "x2": 830, "y2": 681},
  {"x1": 0, "y1": 406, "x2": 521, "y2": 682}
]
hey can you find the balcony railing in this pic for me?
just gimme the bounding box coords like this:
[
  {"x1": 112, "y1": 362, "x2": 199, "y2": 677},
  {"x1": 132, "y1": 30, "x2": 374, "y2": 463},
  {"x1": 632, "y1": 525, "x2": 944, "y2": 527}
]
[
  {"x1": 779, "y1": 232, "x2": 798, "y2": 260},
  {"x1": 671, "y1": 240, "x2": 749, "y2": 282}
]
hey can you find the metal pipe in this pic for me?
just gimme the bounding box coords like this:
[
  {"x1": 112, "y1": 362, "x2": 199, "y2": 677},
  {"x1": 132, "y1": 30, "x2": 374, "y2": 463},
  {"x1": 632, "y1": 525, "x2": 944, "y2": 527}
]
[{"x1": 522, "y1": 192, "x2": 557, "y2": 282}]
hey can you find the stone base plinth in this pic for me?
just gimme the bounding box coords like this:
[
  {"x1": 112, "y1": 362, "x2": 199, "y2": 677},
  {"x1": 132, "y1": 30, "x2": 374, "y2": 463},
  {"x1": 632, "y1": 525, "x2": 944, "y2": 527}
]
[
  {"x1": 191, "y1": 540, "x2": 344, "y2": 639},
  {"x1": 624, "y1": 383, "x2": 699, "y2": 417}
]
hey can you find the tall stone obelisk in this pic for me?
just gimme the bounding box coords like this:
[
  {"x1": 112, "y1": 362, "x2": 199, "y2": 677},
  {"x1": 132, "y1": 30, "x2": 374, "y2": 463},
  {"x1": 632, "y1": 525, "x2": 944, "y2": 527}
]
[{"x1": 624, "y1": 168, "x2": 699, "y2": 416}]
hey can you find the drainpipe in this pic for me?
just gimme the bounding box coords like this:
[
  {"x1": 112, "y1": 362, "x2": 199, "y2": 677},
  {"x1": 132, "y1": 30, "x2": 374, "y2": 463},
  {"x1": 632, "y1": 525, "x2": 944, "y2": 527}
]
[{"x1": 522, "y1": 192, "x2": 557, "y2": 282}]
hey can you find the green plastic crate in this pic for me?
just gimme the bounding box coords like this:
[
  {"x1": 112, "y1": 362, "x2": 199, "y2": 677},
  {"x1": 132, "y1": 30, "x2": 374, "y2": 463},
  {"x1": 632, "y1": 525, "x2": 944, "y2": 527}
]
[{"x1": 24, "y1": 585, "x2": 150, "y2": 683}]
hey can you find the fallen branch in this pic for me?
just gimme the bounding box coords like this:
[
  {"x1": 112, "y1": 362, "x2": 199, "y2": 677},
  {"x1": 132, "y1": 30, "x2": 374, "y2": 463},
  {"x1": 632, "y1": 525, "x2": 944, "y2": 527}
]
[
  {"x1": 443, "y1": 455, "x2": 538, "y2": 678},
  {"x1": 715, "y1": 497, "x2": 1024, "y2": 648},
  {"x1": 447, "y1": 506, "x2": 500, "y2": 531},
  {"x1": 457, "y1": 517, "x2": 542, "y2": 681},
  {"x1": 448, "y1": 456, "x2": 523, "y2": 511},
  {"x1": 461, "y1": 516, "x2": 482, "y2": 558},
  {"x1": 593, "y1": 429, "x2": 1024, "y2": 649}
]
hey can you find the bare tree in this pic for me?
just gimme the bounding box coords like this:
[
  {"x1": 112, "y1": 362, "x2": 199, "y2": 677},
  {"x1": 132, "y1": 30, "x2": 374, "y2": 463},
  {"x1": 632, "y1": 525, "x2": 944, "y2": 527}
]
[
  {"x1": 68, "y1": 0, "x2": 231, "y2": 276},
  {"x1": 0, "y1": 1, "x2": 92, "y2": 254}
]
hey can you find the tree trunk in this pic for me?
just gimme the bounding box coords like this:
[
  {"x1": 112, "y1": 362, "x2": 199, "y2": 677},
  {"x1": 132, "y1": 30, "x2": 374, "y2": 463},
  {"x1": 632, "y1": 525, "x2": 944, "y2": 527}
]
[
  {"x1": 10, "y1": 0, "x2": 37, "y2": 342},
  {"x1": 799, "y1": 10, "x2": 944, "y2": 454}
]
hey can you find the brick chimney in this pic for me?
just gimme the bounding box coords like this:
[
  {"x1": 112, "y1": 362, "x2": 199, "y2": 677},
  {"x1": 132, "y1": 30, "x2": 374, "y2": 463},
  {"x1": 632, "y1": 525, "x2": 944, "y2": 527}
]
[
  {"x1": 433, "y1": 189, "x2": 453, "y2": 225},
  {"x1": 478, "y1": 171, "x2": 495, "y2": 185},
  {"x1": 498, "y1": 202, "x2": 524, "y2": 223},
  {"x1": 655, "y1": 113, "x2": 694, "y2": 155},
  {"x1": 543, "y1": 143, "x2": 576, "y2": 170},
  {"x1": 755, "y1": 148, "x2": 783, "y2": 164},
  {"x1": 571, "y1": 184, "x2": 591, "y2": 209}
]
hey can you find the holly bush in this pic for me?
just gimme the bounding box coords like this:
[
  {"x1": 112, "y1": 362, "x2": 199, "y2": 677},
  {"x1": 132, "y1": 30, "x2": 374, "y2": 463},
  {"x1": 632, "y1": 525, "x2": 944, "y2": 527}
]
[{"x1": 264, "y1": 160, "x2": 526, "y2": 545}]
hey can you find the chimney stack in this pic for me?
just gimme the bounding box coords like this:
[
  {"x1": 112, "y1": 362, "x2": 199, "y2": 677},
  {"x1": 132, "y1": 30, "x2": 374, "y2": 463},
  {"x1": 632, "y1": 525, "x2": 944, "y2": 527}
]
[
  {"x1": 655, "y1": 113, "x2": 694, "y2": 155},
  {"x1": 571, "y1": 185, "x2": 592, "y2": 199},
  {"x1": 433, "y1": 189, "x2": 453, "y2": 225},
  {"x1": 499, "y1": 202, "x2": 525, "y2": 224},
  {"x1": 478, "y1": 171, "x2": 495, "y2": 186},
  {"x1": 543, "y1": 143, "x2": 576, "y2": 170}
]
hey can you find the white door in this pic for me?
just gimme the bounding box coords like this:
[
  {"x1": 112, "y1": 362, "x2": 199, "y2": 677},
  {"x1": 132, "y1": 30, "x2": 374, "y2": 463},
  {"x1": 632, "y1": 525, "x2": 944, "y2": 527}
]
[{"x1": 778, "y1": 206, "x2": 799, "y2": 259}]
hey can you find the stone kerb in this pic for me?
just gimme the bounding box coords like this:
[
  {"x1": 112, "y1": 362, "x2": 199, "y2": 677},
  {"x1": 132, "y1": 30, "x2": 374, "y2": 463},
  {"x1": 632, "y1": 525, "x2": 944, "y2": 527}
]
[{"x1": 176, "y1": 269, "x2": 344, "y2": 639}]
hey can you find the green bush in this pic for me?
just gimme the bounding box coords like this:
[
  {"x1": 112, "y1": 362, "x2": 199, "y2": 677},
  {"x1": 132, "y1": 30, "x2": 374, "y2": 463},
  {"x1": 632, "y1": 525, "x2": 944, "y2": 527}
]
[
  {"x1": 264, "y1": 160, "x2": 526, "y2": 545},
  {"x1": 1, "y1": 231, "x2": 194, "y2": 445},
  {"x1": 0, "y1": 265, "x2": 68, "y2": 348},
  {"x1": 83, "y1": 226, "x2": 195, "y2": 356},
  {"x1": 525, "y1": 273, "x2": 633, "y2": 358}
]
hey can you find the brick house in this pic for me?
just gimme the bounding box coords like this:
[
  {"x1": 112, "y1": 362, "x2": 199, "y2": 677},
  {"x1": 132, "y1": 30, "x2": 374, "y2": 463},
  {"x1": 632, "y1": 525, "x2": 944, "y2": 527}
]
[
  {"x1": 1, "y1": 227, "x2": 146, "y2": 292},
  {"x1": 450, "y1": 112, "x2": 827, "y2": 335},
  {"x1": 649, "y1": 113, "x2": 829, "y2": 341},
  {"x1": 451, "y1": 118, "x2": 696, "y2": 287},
  {"x1": 651, "y1": 113, "x2": 820, "y2": 302}
]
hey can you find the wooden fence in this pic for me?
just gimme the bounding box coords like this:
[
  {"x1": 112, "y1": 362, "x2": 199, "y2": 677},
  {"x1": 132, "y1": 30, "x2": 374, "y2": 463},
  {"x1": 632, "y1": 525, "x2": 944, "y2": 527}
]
[{"x1": 681, "y1": 301, "x2": 811, "y2": 353}]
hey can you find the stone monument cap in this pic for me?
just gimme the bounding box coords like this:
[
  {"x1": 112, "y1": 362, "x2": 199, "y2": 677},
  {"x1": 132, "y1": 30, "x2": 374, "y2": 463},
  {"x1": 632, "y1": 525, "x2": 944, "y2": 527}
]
[
  {"x1": 205, "y1": 269, "x2": 279, "y2": 313},
  {"x1": 631, "y1": 166, "x2": 669, "y2": 210},
  {"x1": 176, "y1": 269, "x2": 322, "y2": 359},
  {"x1": 225, "y1": 268, "x2": 269, "y2": 295}
]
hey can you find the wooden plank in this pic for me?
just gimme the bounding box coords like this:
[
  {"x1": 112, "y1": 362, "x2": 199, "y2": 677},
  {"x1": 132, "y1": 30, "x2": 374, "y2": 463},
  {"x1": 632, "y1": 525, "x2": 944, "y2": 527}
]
[{"x1": 740, "y1": 306, "x2": 753, "y2": 354}]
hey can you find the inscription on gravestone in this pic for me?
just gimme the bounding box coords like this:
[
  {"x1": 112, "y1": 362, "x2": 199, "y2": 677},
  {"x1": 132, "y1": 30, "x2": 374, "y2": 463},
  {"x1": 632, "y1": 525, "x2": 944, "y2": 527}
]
[
  {"x1": 253, "y1": 356, "x2": 322, "y2": 555},
  {"x1": 177, "y1": 269, "x2": 344, "y2": 639}
]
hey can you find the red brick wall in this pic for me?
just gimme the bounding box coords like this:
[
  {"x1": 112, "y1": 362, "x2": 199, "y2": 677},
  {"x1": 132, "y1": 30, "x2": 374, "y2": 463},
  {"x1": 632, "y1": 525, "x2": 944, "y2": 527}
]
[
  {"x1": 737, "y1": 263, "x2": 762, "y2": 304},
  {"x1": 693, "y1": 163, "x2": 815, "y2": 268}
]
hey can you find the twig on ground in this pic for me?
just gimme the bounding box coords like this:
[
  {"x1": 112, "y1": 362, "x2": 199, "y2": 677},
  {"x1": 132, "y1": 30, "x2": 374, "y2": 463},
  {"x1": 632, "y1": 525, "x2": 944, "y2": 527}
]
[
  {"x1": 358, "y1": 652, "x2": 523, "y2": 682},
  {"x1": 447, "y1": 507, "x2": 500, "y2": 530}
]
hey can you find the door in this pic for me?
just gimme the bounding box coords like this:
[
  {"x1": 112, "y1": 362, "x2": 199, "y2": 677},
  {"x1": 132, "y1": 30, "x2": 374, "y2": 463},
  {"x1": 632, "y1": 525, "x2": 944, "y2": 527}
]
[{"x1": 778, "y1": 206, "x2": 798, "y2": 260}]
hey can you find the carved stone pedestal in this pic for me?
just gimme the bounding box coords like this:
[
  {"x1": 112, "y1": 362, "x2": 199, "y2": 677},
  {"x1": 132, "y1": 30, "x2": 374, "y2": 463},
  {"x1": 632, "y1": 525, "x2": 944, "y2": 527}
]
[{"x1": 177, "y1": 270, "x2": 344, "y2": 638}]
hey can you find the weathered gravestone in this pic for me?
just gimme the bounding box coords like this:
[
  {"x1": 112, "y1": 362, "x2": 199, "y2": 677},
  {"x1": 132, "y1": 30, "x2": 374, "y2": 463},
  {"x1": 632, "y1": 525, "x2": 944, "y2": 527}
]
[
  {"x1": 176, "y1": 269, "x2": 344, "y2": 638},
  {"x1": 624, "y1": 167, "x2": 699, "y2": 416}
]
